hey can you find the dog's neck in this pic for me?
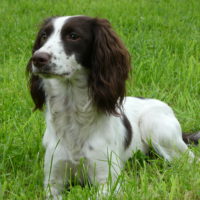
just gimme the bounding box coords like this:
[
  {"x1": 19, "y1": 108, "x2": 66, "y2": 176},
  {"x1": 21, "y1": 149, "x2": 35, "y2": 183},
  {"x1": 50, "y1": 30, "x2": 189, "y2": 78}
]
[{"x1": 43, "y1": 70, "x2": 99, "y2": 129}]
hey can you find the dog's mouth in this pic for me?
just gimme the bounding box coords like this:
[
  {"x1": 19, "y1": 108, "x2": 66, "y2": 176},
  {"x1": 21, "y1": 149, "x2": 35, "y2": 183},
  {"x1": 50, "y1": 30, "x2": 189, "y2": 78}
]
[
  {"x1": 32, "y1": 65, "x2": 70, "y2": 78},
  {"x1": 36, "y1": 71, "x2": 70, "y2": 78}
]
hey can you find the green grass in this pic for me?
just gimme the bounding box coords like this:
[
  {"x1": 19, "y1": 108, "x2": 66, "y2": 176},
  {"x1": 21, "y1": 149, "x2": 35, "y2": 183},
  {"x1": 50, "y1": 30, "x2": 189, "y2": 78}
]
[{"x1": 0, "y1": 0, "x2": 200, "y2": 199}]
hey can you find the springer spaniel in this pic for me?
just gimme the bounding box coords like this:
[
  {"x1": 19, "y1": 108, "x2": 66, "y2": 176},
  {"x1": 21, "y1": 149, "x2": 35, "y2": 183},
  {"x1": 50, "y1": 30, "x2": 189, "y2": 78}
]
[{"x1": 26, "y1": 16, "x2": 199, "y2": 199}]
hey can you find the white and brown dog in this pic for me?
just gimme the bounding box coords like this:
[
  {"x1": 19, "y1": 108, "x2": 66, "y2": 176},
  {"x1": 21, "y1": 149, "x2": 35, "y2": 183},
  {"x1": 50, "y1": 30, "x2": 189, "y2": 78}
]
[{"x1": 26, "y1": 16, "x2": 200, "y2": 199}]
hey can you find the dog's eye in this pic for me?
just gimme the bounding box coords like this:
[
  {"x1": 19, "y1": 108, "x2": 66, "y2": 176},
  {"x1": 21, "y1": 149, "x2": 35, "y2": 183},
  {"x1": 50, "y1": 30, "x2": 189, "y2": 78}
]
[
  {"x1": 67, "y1": 32, "x2": 80, "y2": 40},
  {"x1": 41, "y1": 32, "x2": 48, "y2": 43}
]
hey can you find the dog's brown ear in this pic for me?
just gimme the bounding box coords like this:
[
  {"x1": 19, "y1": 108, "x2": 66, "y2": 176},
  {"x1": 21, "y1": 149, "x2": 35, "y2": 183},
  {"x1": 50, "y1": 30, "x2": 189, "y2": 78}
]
[
  {"x1": 26, "y1": 18, "x2": 53, "y2": 111},
  {"x1": 89, "y1": 18, "x2": 131, "y2": 115},
  {"x1": 26, "y1": 59, "x2": 45, "y2": 111}
]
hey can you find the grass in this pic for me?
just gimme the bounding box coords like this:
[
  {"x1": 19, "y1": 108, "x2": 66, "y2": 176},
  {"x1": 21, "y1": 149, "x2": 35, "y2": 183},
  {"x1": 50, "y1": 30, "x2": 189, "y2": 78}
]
[{"x1": 0, "y1": 0, "x2": 200, "y2": 199}]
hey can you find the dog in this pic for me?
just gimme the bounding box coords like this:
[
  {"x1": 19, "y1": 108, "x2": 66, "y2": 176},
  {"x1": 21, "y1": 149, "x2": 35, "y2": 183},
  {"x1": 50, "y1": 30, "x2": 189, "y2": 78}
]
[{"x1": 26, "y1": 15, "x2": 200, "y2": 199}]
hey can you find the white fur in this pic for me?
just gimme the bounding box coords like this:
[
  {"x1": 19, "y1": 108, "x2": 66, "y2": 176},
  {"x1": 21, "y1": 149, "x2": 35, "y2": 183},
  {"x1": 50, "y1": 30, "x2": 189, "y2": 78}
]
[{"x1": 31, "y1": 17, "x2": 194, "y2": 199}]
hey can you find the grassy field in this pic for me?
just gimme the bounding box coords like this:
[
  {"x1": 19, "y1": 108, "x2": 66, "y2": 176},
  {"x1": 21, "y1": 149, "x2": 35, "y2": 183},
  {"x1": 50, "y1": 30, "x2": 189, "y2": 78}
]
[{"x1": 0, "y1": 0, "x2": 200, "y2": 199}]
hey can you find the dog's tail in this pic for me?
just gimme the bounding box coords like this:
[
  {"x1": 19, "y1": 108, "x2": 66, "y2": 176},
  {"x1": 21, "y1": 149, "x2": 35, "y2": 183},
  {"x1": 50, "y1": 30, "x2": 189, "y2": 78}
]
[{"x1": 183, "y1": 131, "x2": 200, "y2": 145}]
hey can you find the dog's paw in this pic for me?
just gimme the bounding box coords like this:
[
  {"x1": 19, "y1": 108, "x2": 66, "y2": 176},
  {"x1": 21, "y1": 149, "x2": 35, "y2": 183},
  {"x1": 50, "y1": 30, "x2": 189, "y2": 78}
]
[{"x1": 45, "y1": 187, "x2": 62, "y2": 200}]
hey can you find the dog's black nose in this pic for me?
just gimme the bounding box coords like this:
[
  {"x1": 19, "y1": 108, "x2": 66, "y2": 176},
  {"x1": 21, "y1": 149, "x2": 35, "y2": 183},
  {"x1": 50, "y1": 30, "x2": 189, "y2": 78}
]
[{"x1": 32, "y1": 52, "x2": 51, "y2": 68}]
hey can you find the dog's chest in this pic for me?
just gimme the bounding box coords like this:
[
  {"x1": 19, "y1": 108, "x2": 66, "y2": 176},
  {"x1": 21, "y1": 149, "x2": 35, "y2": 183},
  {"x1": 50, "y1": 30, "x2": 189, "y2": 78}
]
[{"x1": 47, "y1": 95, "x2": 96, "y2": 163}]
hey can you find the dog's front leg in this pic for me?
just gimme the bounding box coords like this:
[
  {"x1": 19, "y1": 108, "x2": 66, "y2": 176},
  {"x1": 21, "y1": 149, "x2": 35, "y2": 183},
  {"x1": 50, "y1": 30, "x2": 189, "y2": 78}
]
[
  {"x1": 44, "y1": 146, "x2": 68, "y2": 200},
  {"x1": 87, "y1": 150, "x2": 122, "y2": 197}
]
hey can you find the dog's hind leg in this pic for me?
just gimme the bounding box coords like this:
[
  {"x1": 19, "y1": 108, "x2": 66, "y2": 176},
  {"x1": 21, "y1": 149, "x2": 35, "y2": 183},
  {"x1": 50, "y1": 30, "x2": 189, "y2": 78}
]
[{"x1": 139, "y1": 105, "x2": 195, "y2": 162}]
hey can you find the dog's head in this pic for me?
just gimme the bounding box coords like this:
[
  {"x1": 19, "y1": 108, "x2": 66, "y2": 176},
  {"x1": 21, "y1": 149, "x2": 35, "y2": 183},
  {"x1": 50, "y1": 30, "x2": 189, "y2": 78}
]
[{"x1": 27, "y1": 16, "x2": 131, "y2": 115}]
